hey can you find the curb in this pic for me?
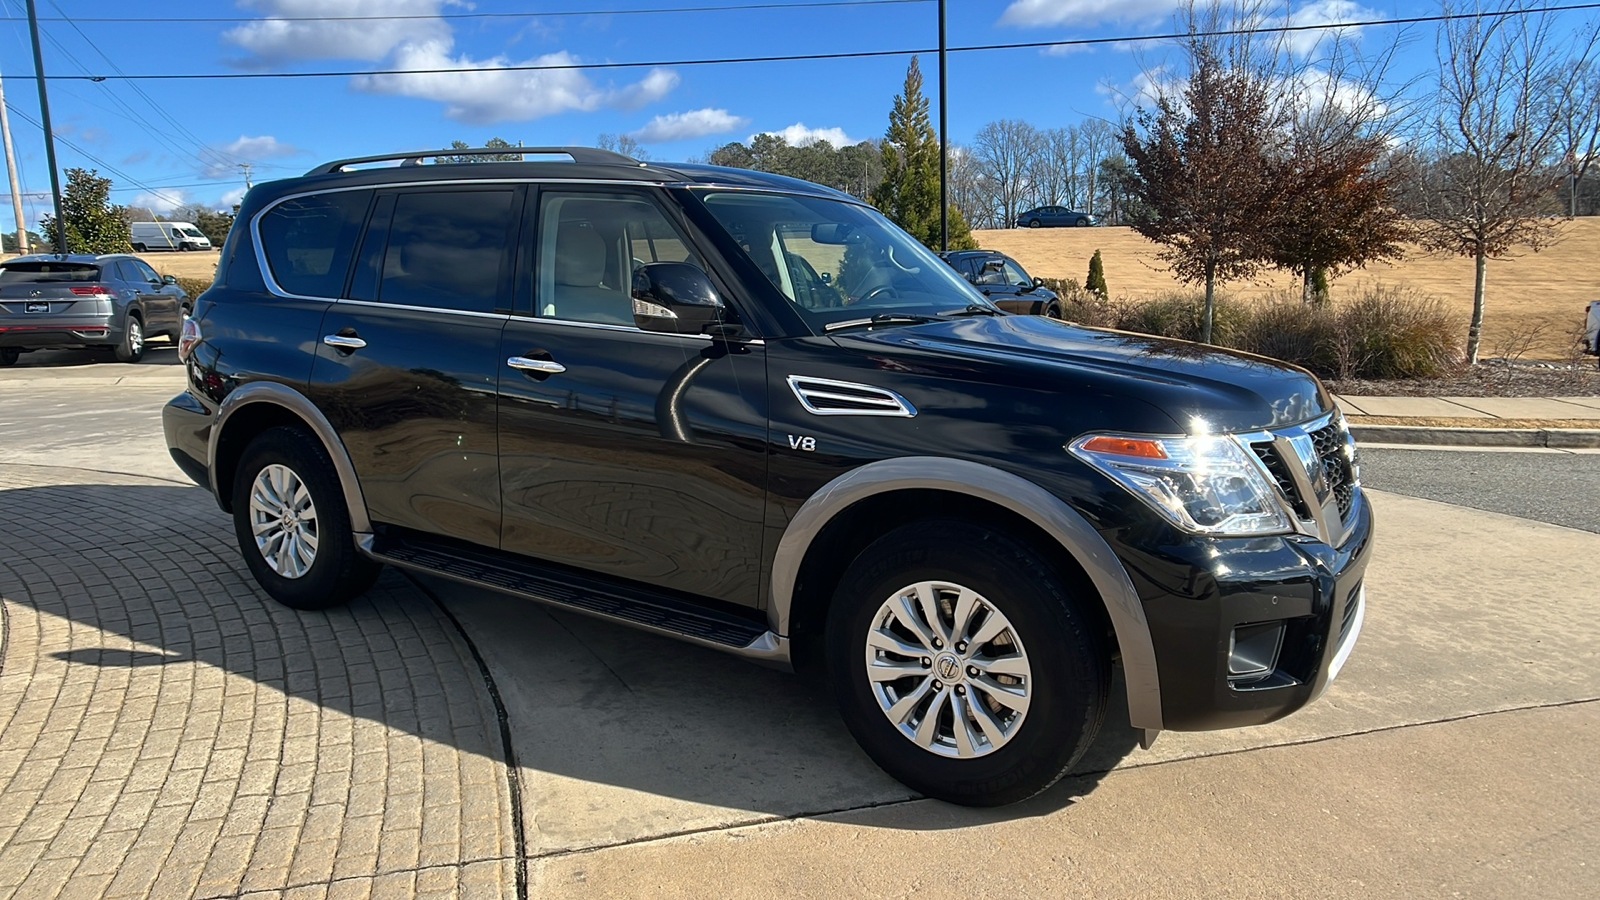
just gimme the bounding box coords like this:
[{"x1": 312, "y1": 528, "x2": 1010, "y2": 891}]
[{"x1": 1350, "y1": 424, "x2": 1600, "y2": 449}]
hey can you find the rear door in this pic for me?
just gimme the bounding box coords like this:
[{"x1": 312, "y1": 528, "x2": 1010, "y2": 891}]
[
  {"x1": 305, "y1": 185, "x2": 519, "y2": 547},
  {"x1": 496, "y1": 187, "x2": 769, "y2": 606},
  {"x1": 123, "y1": 259, "x2": 179, "y2": 333}
]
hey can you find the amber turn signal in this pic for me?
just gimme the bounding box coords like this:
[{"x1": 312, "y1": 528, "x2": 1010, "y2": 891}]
[{"x1": 1078, "y1": 435, "x2": 1168, "y2": 459}]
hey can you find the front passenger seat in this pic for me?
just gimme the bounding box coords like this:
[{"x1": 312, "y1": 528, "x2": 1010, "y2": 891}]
[{"x1": 551, "y1": 223, "x2": 633, "y2": 325}]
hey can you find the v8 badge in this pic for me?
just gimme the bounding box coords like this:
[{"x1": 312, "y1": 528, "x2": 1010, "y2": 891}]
[{"x1": 787, "y1": 435, "x2": 816, "y2": 452}]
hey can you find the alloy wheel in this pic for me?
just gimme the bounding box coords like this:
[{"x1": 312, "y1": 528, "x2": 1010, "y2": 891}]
[
  {"x1": 863, "y1": 580, "x2": 1033, "y2": 758},
  {"x1": 248, "y1": 463, "x2": 319, "y2": 579}
]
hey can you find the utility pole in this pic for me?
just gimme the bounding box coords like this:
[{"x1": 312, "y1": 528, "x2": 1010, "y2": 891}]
[
  {"x1": 24, "y1": 0, "x2": 66, "y2": 256},
  {"x1": 0, "y1": 61, "x2": 30, "y2": 255},
  {"x1": 238, "y1": 162, "x2": 254, "y2": 189},
  {"x1": 937, "y1": 0, "x2": 948, "y2": 251}
]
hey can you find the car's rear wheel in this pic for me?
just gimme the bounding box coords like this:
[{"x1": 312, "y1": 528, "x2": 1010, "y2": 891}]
[
  {"x1": 1027, "y1": 219, "x2": 1042, "y2": 228},
  {"x1": 825, "y1": 519, "x2": 1109, "y2": 806},
  {"x1": 0, "y1": 348, "x2": 19, "y2": 367},
  {"x1": 113, "y1": 314, "x2": 144, "y2": 363},
  {"x1": 231, "y1": 426, "x2": 382, "y2": 610}
]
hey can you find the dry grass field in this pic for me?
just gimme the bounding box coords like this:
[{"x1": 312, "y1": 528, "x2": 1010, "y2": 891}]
[{"x1": 977, "y1": 219, "x2": 1600, "y2": 360}]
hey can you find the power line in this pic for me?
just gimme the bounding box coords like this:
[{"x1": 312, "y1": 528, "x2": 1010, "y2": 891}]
[
  {"x1": 23, "y1": 3, "x2": 1600, "y2": 82},
  {"x1": 3, "y1": 101, "x2": 186, "y2": 207},
  {"x1": 0, "y1": 0, "x2": 931, "y2": 24}
]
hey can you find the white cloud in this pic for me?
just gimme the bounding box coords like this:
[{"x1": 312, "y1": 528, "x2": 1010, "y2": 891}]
[
  {"x1": 1272, "y1": 0, "x2": 1381, "y2": 56},
  {"x1": 353, "y1": 41, "x2": 677, "y2": 124},
  {"x1": 224, "y1": 0, "x2": 451, "y2": 65},
  {"x1": 220, "y1": 187, "x2": 248, "y2": 209},
  {"x1": 631, "y1": 108, "x2": 748, "y2": 143},
  {"x1": 218, "y1": 135, "x2": 300, "y2": 159},
  {"x1": 999, "y1": 0, "x2": 1180, "y2": 28},
  {"x1": 132, "y1": 190, "x2": 191, "y2": 216},
  {"x1": 754, "y1": 123, "x2": 858, "y2": 147}
]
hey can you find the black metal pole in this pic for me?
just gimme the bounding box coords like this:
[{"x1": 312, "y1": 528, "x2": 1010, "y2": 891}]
[
  {"x1": 24, "y1": 0, "x2": 66, "y2": 256},
  {"x1": 938, "y1": 0, "x2": 948, "y2": 251}
]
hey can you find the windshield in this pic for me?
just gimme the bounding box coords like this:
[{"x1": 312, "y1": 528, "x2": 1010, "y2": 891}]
[
  {"x1": 180, "y1": 227, "x2": 205, "y2": 238},
  {"x1": 695, "y1": 190, "x2": 993, "y2": 331},
  {"x1": 0, "y1": 262, "x2": 101, "y2": 284}
]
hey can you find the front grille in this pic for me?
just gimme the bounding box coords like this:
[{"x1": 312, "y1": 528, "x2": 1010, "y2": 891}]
[
  {"x1": 1310, "y1": 422, "x2": 1356, "y2": 519},
  {"x1": 1250, "y1": 442, "x2": 1313, "y2": 519}
]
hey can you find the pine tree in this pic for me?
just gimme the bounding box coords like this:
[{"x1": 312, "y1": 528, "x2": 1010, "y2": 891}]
[
  {"x1": 1085, "y1": 249, "x2": 1109, "y2": 300},
  {"x1": 869, "y1": 57, "x2": 976, "y2": 251},
  {"x1": 40, "y1": 168, "x2": 131, "y2": 254}
]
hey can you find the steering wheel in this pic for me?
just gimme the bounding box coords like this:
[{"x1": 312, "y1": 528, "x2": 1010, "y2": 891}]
[{"x1": 855, "y1": 284, "x2": 899, "y2": 306}]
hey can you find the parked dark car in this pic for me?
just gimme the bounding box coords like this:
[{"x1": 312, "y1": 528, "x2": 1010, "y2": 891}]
[
  {"x1": 0, "y1": 253, "x2": 189, "y2": 365},
  {"x1": 1016, "y1": 206, "x2": 1094, "y2": 228},
  {"x1": 164, "y1": 147, "x2": 1371, "y2": 807},
  {"x1": 939, "y1": 249, "x2": 1060, "y2": 317}
]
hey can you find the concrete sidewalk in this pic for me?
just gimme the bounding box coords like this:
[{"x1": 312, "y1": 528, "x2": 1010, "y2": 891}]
[{"x1": 1335, "y1": 394, "x2": 1600, "y2": 448}]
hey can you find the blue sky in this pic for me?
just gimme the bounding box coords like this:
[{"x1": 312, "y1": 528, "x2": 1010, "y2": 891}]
[{"x1": 0, "y1": 0, "x2": 1578, "y2": 224}]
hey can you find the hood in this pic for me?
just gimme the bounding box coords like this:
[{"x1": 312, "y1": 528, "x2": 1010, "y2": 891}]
[{"x1": 836, "y1": 315, "x2": 1333, "y2": 434}]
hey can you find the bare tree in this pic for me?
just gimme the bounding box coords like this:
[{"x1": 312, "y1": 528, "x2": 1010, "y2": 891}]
[
  {"x1": 973, "y1": 119, "x2": 1042, "y2": 227},
  {"x1": 1404, "y1": 1, "x2": 1600, "y2": 363},
  {"x1": 1078, "y1": 118, "x2": 1117, "y2": 215},
  {"x1": 1556, "y1": 58, "x2": 1600, "y2": 216}
]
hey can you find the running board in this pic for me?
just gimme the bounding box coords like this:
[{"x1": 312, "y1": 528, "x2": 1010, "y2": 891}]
[{"x1": 357, "y1": 532, "x2": 790, "y2": 669}]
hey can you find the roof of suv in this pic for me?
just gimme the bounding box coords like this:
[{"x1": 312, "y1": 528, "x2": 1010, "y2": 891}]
[{"x1": 277, "y1": 146, "x2": 860, "y2": 204}]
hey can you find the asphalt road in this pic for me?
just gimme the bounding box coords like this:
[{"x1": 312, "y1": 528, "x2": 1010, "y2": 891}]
[{"x1": 1360, "y1": 446, "x2": 1600, "y2": 533}]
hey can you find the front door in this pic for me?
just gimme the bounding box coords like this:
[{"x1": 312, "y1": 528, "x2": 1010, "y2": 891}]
[
  {"x1": 306, "y1": 185, "x2": 520, "y2": 547},
  {"x1": 497, "y1": 188, "x2": 769, "y2": 606}
]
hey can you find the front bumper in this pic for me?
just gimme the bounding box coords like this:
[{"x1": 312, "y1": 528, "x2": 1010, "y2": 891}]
[{"x1": 1117, "y1": 489, "x2": 1374, "y2": 731}]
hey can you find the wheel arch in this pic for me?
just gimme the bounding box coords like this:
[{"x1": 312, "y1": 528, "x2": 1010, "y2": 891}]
[
  {"x1": 208, "y1": 382, "x2": 371, "y2": 533},
  {"x1": 771, "y1": 457, "x2": 1163, "y2": 732}
]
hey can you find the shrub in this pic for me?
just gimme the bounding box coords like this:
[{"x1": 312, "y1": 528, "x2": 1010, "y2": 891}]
[
  {"x1": 1085, "y1": 250, "x2": 1108, "y2": 300},
  {"x1": 173, "y1": 276, "x2": 213, "y2": 298},
  {"x1": 1116, "y1": 291, "x2": 1253, "y2": 346},
  {"x1": 1235, "y1": 293, "x2": 1335, "y2": 370},
  {"x1": 1326, "y1": 284, "x2": 1462, "y2": 379}
]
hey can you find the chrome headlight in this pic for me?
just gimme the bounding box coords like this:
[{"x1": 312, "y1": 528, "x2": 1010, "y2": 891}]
[{"x1": 1068, "y1": 432, "x2": 1292, "y2": 536}]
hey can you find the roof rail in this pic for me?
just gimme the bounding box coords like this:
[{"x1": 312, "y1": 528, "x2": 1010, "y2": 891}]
[{"x1": 305, "y1": 146, "x2": 643, "y2": 176}]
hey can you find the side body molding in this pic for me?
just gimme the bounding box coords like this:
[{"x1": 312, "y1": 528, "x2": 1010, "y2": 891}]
[
  {"x1": 769, "y1": 456, "x2": 1163, "y2": 734},
  {"x1": 208, "y1": 382, "x2": 373, "y2": 535}
]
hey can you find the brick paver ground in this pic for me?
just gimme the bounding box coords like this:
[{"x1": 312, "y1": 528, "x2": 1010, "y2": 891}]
[{"x1": 0, "y1": 466, "x2": 518, "y2": 898}]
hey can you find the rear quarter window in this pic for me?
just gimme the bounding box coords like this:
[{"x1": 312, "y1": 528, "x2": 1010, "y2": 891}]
[{"x1": 257, "y1": 190, "x2": 373, "y2": 297}]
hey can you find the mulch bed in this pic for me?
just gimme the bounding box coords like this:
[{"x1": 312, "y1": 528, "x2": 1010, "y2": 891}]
[{"x1": 1327, "y1": 359, "x2": 1600, "y2": 397}]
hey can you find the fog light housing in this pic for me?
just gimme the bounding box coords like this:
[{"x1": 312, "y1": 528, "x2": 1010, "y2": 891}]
[{"x1": 1228, "y1": 621, "x2": 1286, "y2": 688}]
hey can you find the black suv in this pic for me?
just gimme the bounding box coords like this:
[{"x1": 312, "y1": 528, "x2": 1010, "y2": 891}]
[
  {"x1": 939, "y1": 249, "x2": 1061, "y2": 317},
  {"x1": 164, "y1": 147, "x2": 1372, "y2": 806}
]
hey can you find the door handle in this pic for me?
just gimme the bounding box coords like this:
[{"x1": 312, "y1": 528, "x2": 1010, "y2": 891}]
[
  {"x1": 507, "y1": 356, "x2": 566, "y2": 374},
  {"x1": 323, "y1": 334, "x2": 367, "y2": 350}
]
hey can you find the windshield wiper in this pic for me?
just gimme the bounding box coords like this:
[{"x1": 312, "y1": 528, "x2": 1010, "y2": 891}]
[
  {"x1": 938, "y1": 304, "x2": 1005, "y2": 317},
  {"x1": 824, "y1": 313, "x2": 943, "y2": 332}
]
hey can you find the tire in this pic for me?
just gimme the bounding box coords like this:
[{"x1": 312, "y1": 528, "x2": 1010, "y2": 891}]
[
  {"x1": 113, "y1": 314, "x2": 145, "y2": 363},
  {"x1": 178, "y1": 243, "x2": 190, "y2": 252},
  {"x1": 1075, "y1": 218, "x2": 1091, "y2": 227},
  {"x1": 231, "y1": 426, "x2": 383, "y2": 610},
  {"x1": 825, "y1": 519, "x2": 1109, "y2": 806},
  {"x1": 1043, "y1": 302, "x2": 1062, "y2": 319},
  {"x1": 0, "y1": 348, "x2": 19, "y2": 367},
  {"x1": 1027, "y1": 219, "x2": 1042, "y2": 228},
  {"x1": 132, "y1": 243, "x2": 146, "y2": 252}
]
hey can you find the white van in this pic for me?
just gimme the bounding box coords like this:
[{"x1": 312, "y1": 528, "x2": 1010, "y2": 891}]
[{"x1": 131, "y1": 221, "x2": 212, "y2": 252}]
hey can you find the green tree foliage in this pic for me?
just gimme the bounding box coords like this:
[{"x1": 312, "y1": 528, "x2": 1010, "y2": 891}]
[
  {"x1": 1085, "y1": 249, "x2": 1109, "y2": 300},
  {"x1": 1120, "y1": 44, "x2": 1286, "y2": 342},
  {"x1": 171, "y1": 204, "x2": 236, "y2": 247},
  {"x1": 433, "y1": 137, "x2": 522, "y2": 164},
  {"x1": 39, "y1": 168, "x2": 132, "y2": 254},
  {"x1": 869, "y1": 57, "x2": 976, "y2": 251},
  {"x1": 1, "y1": 230, "x2": 43, "y2": 253},
  {"x1": 705, "y1": 135, "x2": 884, "y2": 200}
]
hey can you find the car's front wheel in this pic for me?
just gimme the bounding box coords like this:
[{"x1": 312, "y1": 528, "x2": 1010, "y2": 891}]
[
  {"x1": 1043, "y1": 302, "x2": 1062, "y2": 318},
  {"x1": 826, "y1": 519, "x2": 1109, "y2": 806},
  {"x1": 231, "y1": 426, "x2": 382, "y2": 610},
  {"x1": 1075, "y1": 217, "x2": 1091, "y2": 227}
]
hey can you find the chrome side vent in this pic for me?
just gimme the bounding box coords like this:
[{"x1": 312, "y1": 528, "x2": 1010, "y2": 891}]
[{"x1": 786, "y1": 375, "x2": 917, "y2": 417}]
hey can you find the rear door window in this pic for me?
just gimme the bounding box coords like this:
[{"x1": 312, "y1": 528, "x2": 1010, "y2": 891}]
[
  {"x1": 258, "y1": 190, "x2": 373, "y2": 298},
  {"x1": 375, "y1": 189, "x2": 516, "y2": 313}
]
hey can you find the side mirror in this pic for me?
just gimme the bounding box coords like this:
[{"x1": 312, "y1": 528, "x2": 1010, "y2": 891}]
[
  {"x1": 161, "y1": 274, "x2": 178, "y2": 285},
  {"x1": 1032, "y1": 277, "x2": 1045, "y2": 288},
  {"x1": 631, "y1": 262, "x2": 725, "y2": 335}
]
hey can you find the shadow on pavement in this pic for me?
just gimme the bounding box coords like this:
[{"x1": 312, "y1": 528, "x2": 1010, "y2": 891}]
[
  {"x1": 0, "y1": 477, "x2": 1139, "y2": 835},
  {"x1": 4, "y1": 343, "x2": 181, "y2": 369}
]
